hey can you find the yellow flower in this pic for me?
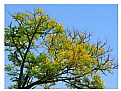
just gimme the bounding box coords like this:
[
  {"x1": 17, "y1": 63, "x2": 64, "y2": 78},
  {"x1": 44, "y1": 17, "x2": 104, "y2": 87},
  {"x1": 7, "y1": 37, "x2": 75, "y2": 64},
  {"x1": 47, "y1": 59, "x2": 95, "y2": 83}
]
[
  {"x1": 83, "y1": 54, "x2": 90, "y2": 58},
  {"x1": 41, "y1": 14, "x2": 47, "y2": 19},
  {"x1": 16, "y1": 13, "x2": 25, "y2": 21},
  {"x1": 35, "y1": 16, "x2": 40, "y2": 21},
  {"x1": 92, "y1": 46, "x2": 97, "y2": 51},
  {"x1": 56, "y1": 24, "x2": 64, "y2": 31},
  {"x1": 60, "y1": 26, "x2": 64, "y2": 31},
  {"x1": 38, "y1": 8, "x2": 43, "y2": 12},
  {"x1": 86, "y1": 42, "x2": 90, "y2": 48},
  {"x1": 53, "y1": 61, "x2": 58, "y2": 65},
  {"x1": 50, "y1": 19, "x2": 57, "y2": 26},
  {"x1": 25, "y1": 12, "x2": 30, "y2": 16},
  {"x1": 35, "y1": 8, "x2": 43, "y2": 14}
]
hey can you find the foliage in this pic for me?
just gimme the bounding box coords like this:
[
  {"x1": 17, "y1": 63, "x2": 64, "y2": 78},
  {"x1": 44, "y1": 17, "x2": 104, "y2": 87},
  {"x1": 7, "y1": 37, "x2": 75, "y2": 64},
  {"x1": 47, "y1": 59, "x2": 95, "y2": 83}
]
[{"x1": 5, "y1": 8, "x2": 117, "y2": 89}]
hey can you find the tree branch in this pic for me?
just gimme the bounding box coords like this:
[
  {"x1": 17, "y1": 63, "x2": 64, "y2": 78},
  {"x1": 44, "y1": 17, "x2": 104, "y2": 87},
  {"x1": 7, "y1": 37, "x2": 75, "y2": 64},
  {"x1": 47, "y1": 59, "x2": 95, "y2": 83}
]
[{"x1": 18, "y1": 20, "x2": 42, "y2": 88}]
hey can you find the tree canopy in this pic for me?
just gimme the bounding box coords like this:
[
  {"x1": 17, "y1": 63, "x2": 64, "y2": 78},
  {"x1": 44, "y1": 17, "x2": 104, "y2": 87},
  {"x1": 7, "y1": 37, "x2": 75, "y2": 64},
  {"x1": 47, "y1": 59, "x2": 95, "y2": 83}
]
[{"x1": 5, "y1": 8, "x2": 117, "y2": 89}]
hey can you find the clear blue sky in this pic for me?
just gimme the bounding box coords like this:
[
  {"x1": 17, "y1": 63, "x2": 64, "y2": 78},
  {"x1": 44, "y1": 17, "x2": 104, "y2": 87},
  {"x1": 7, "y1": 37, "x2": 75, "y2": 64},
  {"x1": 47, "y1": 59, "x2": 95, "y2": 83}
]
[{"x1": 5, "y1": 4, "x2": 118, "y2": 89}]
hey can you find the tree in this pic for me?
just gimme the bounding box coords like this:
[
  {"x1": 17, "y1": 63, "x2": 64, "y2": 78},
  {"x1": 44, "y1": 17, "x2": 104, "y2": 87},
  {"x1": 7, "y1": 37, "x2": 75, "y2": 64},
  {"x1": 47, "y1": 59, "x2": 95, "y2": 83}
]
[{"x1": 5, "y1": 8, "x2": 117, "y2": 89}]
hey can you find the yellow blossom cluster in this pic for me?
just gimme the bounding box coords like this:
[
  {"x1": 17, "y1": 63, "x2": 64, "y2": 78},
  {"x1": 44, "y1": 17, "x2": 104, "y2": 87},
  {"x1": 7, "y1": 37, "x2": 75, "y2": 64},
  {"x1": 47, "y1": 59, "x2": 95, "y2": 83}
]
[
  {"x1": 35, "y1": 16, "x2": 41, "y2": 22},
  {"x1": 92, "y1": 46, "x2": 97, "y2": 51},
  {"x1": 14, "y1": 13, "x2": 25, "y2": 21},
  {"x1": 42, "y1": 19, "x2": 56, "y2": 29},
  {"x1": 56, "y1": 24, "x2": 64, "y2": 31},
  {"x1": 45, "y1": 32, "x2": 99, "y2": 72},
  {"x1": 25, "y1": 12, "x2": 30, "y2": 16},
  {"x1": 14, "y1": 8, "x2": 64, "y2": 35},
  {"x1": 50, "y1": 19, "x2": 56, "y2": 26},
  {"x1": 92, "y1": 72, "x2": 104, "y2": 88},
  {"x1": 41, "y1": 14, "x2": 49, "y2": 20},
  {"x1": 34, "y1": 8, "x2": 43, "y2": 14}
]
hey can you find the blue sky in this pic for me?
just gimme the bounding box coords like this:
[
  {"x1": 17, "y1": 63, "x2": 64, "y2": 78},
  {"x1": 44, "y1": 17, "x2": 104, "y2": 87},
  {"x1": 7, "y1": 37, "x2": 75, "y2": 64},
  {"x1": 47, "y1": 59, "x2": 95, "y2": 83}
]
[{"x1": 5, "y1": 4, "x2": 118, "y2": 89}]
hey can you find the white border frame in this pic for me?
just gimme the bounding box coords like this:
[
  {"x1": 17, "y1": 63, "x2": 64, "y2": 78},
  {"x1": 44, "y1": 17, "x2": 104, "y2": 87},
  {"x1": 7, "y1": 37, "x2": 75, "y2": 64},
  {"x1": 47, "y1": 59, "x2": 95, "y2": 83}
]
[{"x1": 0, "y1": 0, "x2": 120, "y2": 91}]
